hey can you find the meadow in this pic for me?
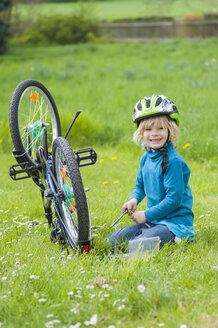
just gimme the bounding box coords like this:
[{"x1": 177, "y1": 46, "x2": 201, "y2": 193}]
[
  {"x1": 0, "y1": 39, "x2": 218, "y2": 327},
  {"x1": 12, "y1": 0, "x2": 218, "y2": 22}
]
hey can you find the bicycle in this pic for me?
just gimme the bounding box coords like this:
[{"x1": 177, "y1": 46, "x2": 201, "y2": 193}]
[{"x1": 9, "y1": 79, "x2": 97, "y2": 253}]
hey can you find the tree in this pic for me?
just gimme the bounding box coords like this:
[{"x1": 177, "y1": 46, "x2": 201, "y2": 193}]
[{"x1": 0, "y1": 0, "x2": 12, "y2": 54}]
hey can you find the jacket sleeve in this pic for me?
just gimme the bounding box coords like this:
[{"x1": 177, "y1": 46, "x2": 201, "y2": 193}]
[
  {"x1": 130, "y1": 158, "x2": 146, "y2": 204},
  {"x1": 145, "y1": 159, "x2": 184, "y2": 221}
]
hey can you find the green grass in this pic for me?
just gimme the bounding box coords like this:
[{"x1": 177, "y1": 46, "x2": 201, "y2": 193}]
[
  {"x1": 0, "y1": 39, "x2": 217, "y2": 327},
  {"x1": 11, "y1": 0, "x2": 218, "y2": 22},
  {"x1": 0, "y1": 148, "x2": 217, "y2": 328},
  {"x1": 1, "y1": 39, "x2": 218, "y2": 160}
]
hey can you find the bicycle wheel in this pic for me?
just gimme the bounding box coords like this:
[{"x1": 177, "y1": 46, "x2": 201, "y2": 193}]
[
  {"x1": 52, "y1": 137, "x2": 91, "y2": 251},
  {"x1": 9, "y1": 79, "x2": 61, "y2": 166}
]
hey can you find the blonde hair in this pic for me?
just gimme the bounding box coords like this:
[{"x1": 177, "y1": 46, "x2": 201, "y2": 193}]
[{"x1": 133, "y1": 115, "x2": 180, "y2": 149}]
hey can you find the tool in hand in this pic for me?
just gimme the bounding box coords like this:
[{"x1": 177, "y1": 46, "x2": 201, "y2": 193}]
[{"x1": 110, "y1": 209, "x2": 134, "y2": 228}]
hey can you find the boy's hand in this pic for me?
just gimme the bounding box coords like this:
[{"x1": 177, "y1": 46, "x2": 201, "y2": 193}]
[
  {"x1": 130, "y1": 211, "x2": 146, "y2": 224},
  {"x1": 122, "y1": 198, "x2": 137, "y2": 214}
]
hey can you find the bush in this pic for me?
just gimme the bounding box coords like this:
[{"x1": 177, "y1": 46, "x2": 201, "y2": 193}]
[
  {"x1": 21, "y1": 13, "x2": 99, "y2": 45},
  {"x1": 0, "y1": 0, "x2": 12, "y2": 54}
]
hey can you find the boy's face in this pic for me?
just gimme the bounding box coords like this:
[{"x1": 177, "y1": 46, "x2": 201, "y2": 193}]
[{"x1": 143, "y1": 126, "x2": 168, "y2": 150}]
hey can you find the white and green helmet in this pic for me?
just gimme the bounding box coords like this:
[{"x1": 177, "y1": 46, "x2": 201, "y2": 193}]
[{"x1": 133, "y1": 94, "x2": 179, "y2": 126}]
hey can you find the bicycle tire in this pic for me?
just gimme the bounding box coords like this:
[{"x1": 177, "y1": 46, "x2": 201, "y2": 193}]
[
  {"x1": 52, "y1": 137, "x2": 91, "y2": 251},
  {"x1": 9, "y1": 79, "x2": 61, "y2": 166}
]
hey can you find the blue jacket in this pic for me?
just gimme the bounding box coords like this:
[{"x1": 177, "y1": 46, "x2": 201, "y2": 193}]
[{"x1": 130, "y1": 143, "x2": 195, "y2": 240}]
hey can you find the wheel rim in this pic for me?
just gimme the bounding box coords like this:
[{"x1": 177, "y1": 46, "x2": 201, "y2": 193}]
[
  {"x1": 55, "y1": 147, "x2": 78, "y2": 248},
  {"x1": 17, "y1": 86, "x2": 59, "y2": 162}
]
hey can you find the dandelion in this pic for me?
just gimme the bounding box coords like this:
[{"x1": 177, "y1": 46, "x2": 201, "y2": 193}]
[
  {"x1": 102, "y1": 181, "x2": 108, "y2": 185},
  {"x1": 113, "y1": 181, "x2": 119, "y2": 184},
  {"x1": 99, "y1": 159, "x2": 104, "y2": 163},
  {"x1": 84, "y1": 314, "x2": 98, "y2": 326},
  {"x1": 0, "y1": 139, "x2": 2, "y2": 144},
  {"x1": 183, "y1": 143, "x2": 190, "y2": 149},
  {"x1": 137, "y1": 284, "x2": 145, "y2": 293},
  {"x1": 112, "y1": 156, "x2": 117, "y2": 160},
  {"x1": 38, "y1": 298, "x2": 47, "y2": 302}
]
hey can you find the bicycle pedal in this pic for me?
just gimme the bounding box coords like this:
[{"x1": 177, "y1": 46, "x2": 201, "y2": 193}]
[
  {"x1": 9, "y1": 162, "x2": 37, "y2": 180},
  {"x1": 74, "y1": 148, "x2": 97, "y2": 167}
]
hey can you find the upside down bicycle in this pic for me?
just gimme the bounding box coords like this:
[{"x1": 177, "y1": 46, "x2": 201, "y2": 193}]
[{"x1": 9, "y1": 79, "x2": 97, "y2": 253}]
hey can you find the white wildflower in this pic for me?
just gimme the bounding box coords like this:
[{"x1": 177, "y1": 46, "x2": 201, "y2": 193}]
[
  {"x1": 69, "y1": 323, "x2": 81, "y2": 328},
  {"x1": 70, "y1": 308, "x2": 78, "y2": 314},
  {"x1": 67, "y1": 291, "x2": 74, "y2": 296},
  {"x1": 84, "y1": 314, "x2": 98, "y2": 326},
  {"x1": 118, "y1": 305, "x2": 125, "y2": 310},
  {"x1": 137, "y1": 284, "x2": 145, "y2": 293},
  {"x1": 30, "y1": 275, "x2": 39, "y2": 279},
  {"x1": 2, "y1": 276, "x2": 7, "y2": 281},
  {"x1": 46, "y1": 314, "x2": 54, "y2": 318},
  {"x1": 38, "y1": 298, "x2": 47, "y2": 303},
  {"x1": 180, "y1": 325, "x2": 187, "y2": 328}
]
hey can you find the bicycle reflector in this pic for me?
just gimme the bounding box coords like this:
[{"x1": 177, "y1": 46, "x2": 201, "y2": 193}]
[{"x1": 32, "y1": 121, "x2": 45, "y2": 140}]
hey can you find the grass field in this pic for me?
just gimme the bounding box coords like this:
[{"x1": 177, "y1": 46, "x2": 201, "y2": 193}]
[
  {"x1": 12, "y1": 0, "x2": 218, "y2": 22},
  {"x1": 0, "y1": 39, "x2": 218, "y2": 327}
]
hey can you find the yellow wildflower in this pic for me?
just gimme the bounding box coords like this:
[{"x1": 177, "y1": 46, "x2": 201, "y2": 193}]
[
  {"x1": 102, "y1": 181, "x2": 108, "y2": 185},
  {"x1": 0, "y1": 139, "x2": 2, "y2": 143},
  {"x1": 112, "y1": 156, "x2": 117, "y2": 160},
  {"x1": 113, "y1": 181, "x2": 119, "y2": 184},
  {"x1": 183, "y1": 143, "x2": 190, "y2": 149},
  {"x1": 99, "y1": 159, "x2": 104, "y2": 163}
]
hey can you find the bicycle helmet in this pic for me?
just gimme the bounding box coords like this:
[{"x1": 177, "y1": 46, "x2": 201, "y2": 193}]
[
  {"x1": 133, "y1": 95, "x2": 179, "y2": 174},
  {"x1": 133, "y1": 94, "x2": 179, "y2": 126}
]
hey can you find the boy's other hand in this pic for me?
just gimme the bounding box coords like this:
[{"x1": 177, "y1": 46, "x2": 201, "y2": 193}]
[{"x1": 130, "y1": 211, "x2": 146, "y2": 224}]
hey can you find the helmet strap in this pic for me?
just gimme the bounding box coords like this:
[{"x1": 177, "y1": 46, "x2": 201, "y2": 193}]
[{"x1": 148, "y1": 129, "x2": 170, "y2": 174}]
